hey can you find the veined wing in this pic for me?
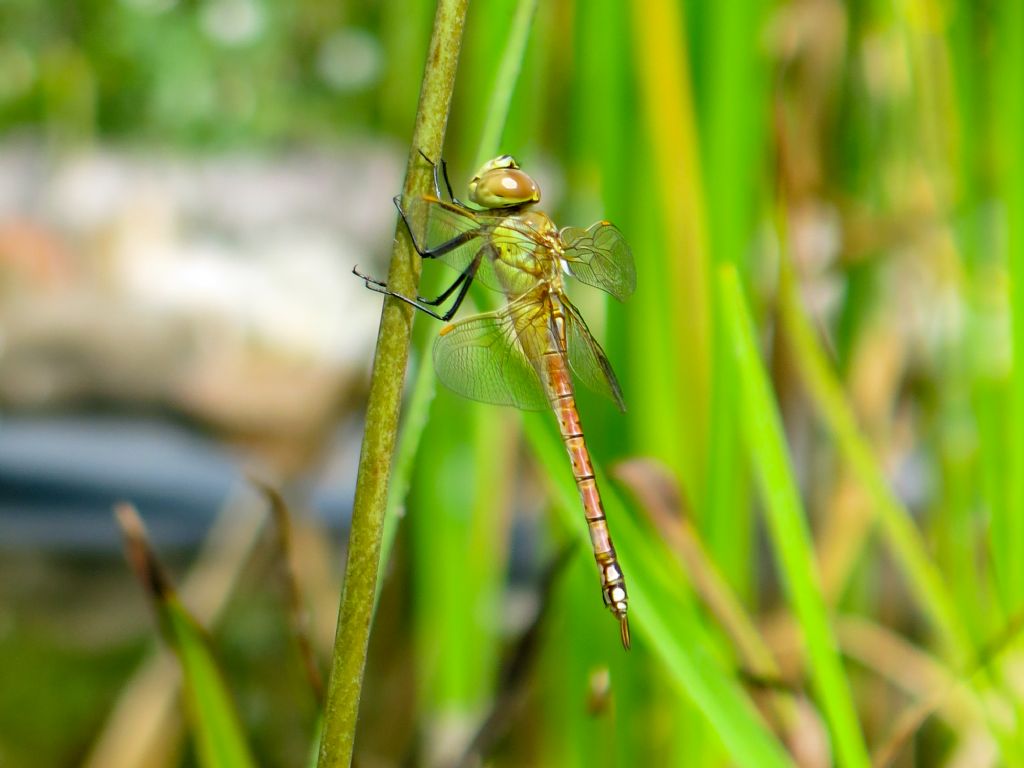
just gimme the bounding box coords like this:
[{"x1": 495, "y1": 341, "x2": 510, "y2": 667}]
[
  {"x1": 559, "y1": 221, "x2": 636, "y2": 302},
  {"x1": 432, "y1": 304, "x2": 549, "y2": 411},
  {"x1": 561, "y1": 295, "x2": 627, "y2": 412},
  {"x1": 398, "y1": 194, "x2": 541, "y2": 293},
  {"x1": 397, "y1": 194, "x2": 501, "y2": 290}
]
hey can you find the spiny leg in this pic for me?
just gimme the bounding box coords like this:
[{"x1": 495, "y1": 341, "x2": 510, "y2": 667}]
[
  {"x1": 392, "y1": 196, "x2": 481, "y2": 259},
  {"x1": 440, "y1": 158, "x2": 461, "y2": 205},
  {"x1": 416, "y1": 271, "x2": 469, "y2": 307},
  {"x1": 431, "y1": 257, "x2": 481, "y2": 320},
  {"x1": 417, "y1": 149, "x2": 463, "y2": 205},
  {"x1": 353, "y1": 266, "x2": 460, "y2": 305},
  {"x1": 417, "y1": 149, "x2": 445, "y2": 199},
  {"x1": 353, "y1": 251, "x2": 481, "y2": 322},
  {"x1": 353, "y1": 271, "x2": 449, "y2": 321}
]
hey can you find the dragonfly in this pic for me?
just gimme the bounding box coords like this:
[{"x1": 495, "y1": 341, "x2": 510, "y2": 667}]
[{"x1": 357, "y1": 154, "x2": 636, "y2": 648}]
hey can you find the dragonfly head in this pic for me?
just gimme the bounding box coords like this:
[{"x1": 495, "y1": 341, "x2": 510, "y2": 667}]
[{"x1": 468, "y1": 155, "x2": 541, "y2": 210}]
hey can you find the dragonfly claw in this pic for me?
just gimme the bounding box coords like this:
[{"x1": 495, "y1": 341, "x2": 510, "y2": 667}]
[{"x1": 353, "y1": 265, "x2": 388, "y2": 290}]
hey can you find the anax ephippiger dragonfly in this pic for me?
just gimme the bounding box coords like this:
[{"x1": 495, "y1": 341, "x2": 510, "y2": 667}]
[{"x1": 357, "y1": 155, "x2": 636, "y2": 648}]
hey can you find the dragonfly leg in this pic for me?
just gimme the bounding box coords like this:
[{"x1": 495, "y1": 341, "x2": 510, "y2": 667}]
[
  {"x1": 353, "y1": 268, "x2": 448, "y2": 320},
  {"x1": 352, "y1": 266, "x2": 389, "y2": 291},
  {"x1": 422, "y1": 271, "x2": 469, "y2": 306},
  {"x1": 416, "y1": 149, "x2": 445, "y2": 199},
  {"x1": 440, "y1": 159, "x2": 464, "y2": 206},
  {"x1": 393, "y1": 196, "x2": 480, "y2": 258},
  {"x1": 355, "y1": 267, "x2": 467, "y2": 307},
  {"x1": 416, "y1": 149, "x2": 465, "y2": 206},
  {"x1": 353, "y1": 252, "x2": 481, "y2": 322},
  {"x1": 434, "y1": 253, "x2": 481, "y2": 320}
]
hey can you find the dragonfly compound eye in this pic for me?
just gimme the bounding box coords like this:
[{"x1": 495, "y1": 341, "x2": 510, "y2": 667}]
[{"x1": 468, "y1": 167, "x2": 541, "y2": 209}]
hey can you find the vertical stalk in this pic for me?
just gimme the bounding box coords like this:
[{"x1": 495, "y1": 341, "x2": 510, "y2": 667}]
[
  {"x1": 629, "y1": 0, "x2": 711, "y2": 498},
  {"x1": 999, "y1": 0, "x2": 1024, "y2": 613},
  {"x1": 720, "y1": 264, "x2": 869, "y2": 768},
  {"x1": 703, "y1": 0, "x2": 770, "y2": 600},
  {"x1": 316, "y1": 2, "x2": 469, "y2": 765}
]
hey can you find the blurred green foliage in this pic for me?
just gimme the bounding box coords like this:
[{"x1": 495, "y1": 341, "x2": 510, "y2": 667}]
[
  {"x1": 4, "y1": 0, "x2": 1024, "y2": 766},
  {"x1": 0, "y1": 0, "x2": 419, "y2": 146}
]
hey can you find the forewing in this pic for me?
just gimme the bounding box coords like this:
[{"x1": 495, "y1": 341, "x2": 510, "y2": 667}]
[
  {"x1": 432, "y1": 307, "x2": 549, "y2": 411},
  {"x1": 562, "y1": 297, "x2": 627, "y2": 412},
  {"x1": 397, "y1": 194, "x2": 504, "y2": 291},
  {"x1": 560, "y1": 221, "x2": 636, "y2": 302}
]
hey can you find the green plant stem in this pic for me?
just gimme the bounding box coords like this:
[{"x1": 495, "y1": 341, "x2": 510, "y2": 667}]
[
  {"x1": 116, "y1": 504, "x2": 257, "y2": 768},
  {"x1": 628, "y1": 0, "x2": 711, "y2": 496},
  {"x1": 523, "y1": 416, "x2": 793, "y2": 768},
  {"x1": 1000, "y1": 0, "x2": 1024, "y2": 614},
  {"x1": 316, "y1": 2, "x2": 469, "y2": 765},
  {"x1": 720, "y1": 265, "x2": 869, "y2": 768}
]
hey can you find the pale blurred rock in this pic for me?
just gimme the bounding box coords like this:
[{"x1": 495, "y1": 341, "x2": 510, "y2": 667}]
[{"x1": 0, "y1": 142, "x2": 402, "y2": 437}]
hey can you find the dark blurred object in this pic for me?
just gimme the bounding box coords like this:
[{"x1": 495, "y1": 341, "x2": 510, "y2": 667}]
[
  {"x1": 0, "y1": 412, "x2": 365, "y2": 552},
  {"x1": 0, "y1": 414, "x2": 241, "y2": 550}
]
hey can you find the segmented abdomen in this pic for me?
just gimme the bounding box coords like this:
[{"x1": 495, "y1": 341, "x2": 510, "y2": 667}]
[{"x1": 541, "y1": 312, "x2": 630, "y2": 649}]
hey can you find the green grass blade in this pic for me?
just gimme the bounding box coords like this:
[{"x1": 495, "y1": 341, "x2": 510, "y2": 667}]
[
  {"x1": 702, "y1": 0, "x2": 770, "y2": 598},
  {"x1": 628, "y1": 0, "x2": 711, "y2": 496},
  {"x1": 776, "y1": 261, "x2": 971, "y2": 663},
  {"x1": 718, "y1": 265, "x2": 869, "y2": 768},
  {"x1": 116, "y1": 504, "x2": 256, "y2": 768},
  {"x1": 998, "y1": 0, "x2": 1024, "y2": 613},
  {"x1": 523, "y1": 416, "x2": 794, "y2": 768},
  {"x1": 164, "y1": 600, "x2": 255, "y2": 768}
]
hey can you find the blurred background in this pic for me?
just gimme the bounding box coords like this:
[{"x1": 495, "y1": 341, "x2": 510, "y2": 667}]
[{"x1": 1, "y1": 0, "x2": 1022, "y2": 766}]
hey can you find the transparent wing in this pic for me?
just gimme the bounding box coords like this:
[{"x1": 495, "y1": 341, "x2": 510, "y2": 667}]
[
  {"x1": 561, "y1": 296, "x2": 627, "y2": 412},
  {"x1": 560, "y1": 221, "x2": 636, "y2": 302},
  {"x1": 399, "y1": 194, "x2": 551, "y2": 293},
  {"x1": 432, "y1": 305, "x2": 550, "y2": 411},
  {"x1": 397, "y1": 194, "x2": 505, "y2": 291}
]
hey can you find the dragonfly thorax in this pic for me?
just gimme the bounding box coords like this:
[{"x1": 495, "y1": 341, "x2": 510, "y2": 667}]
[
  {"x1": 469, "y1": 155, "x2": 541, "y2": 210},
  {"x1": 489, "y1": 208, "x2": 564, "y2": 294}
]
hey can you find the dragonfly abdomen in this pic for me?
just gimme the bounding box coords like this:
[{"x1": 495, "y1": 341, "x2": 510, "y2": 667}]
[{"x1": 541, "y1": 346, "x2": 630, "y2": 649}]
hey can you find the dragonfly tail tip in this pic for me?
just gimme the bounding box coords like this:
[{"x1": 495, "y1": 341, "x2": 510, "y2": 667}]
[{"x1": 619, "y1": 615, "x2": 631, "y2": 651}]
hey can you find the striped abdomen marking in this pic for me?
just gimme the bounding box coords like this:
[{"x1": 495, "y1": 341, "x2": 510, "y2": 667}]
[{"x1": 542, "y1": 314, "x2": 630, "y2": 649}]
